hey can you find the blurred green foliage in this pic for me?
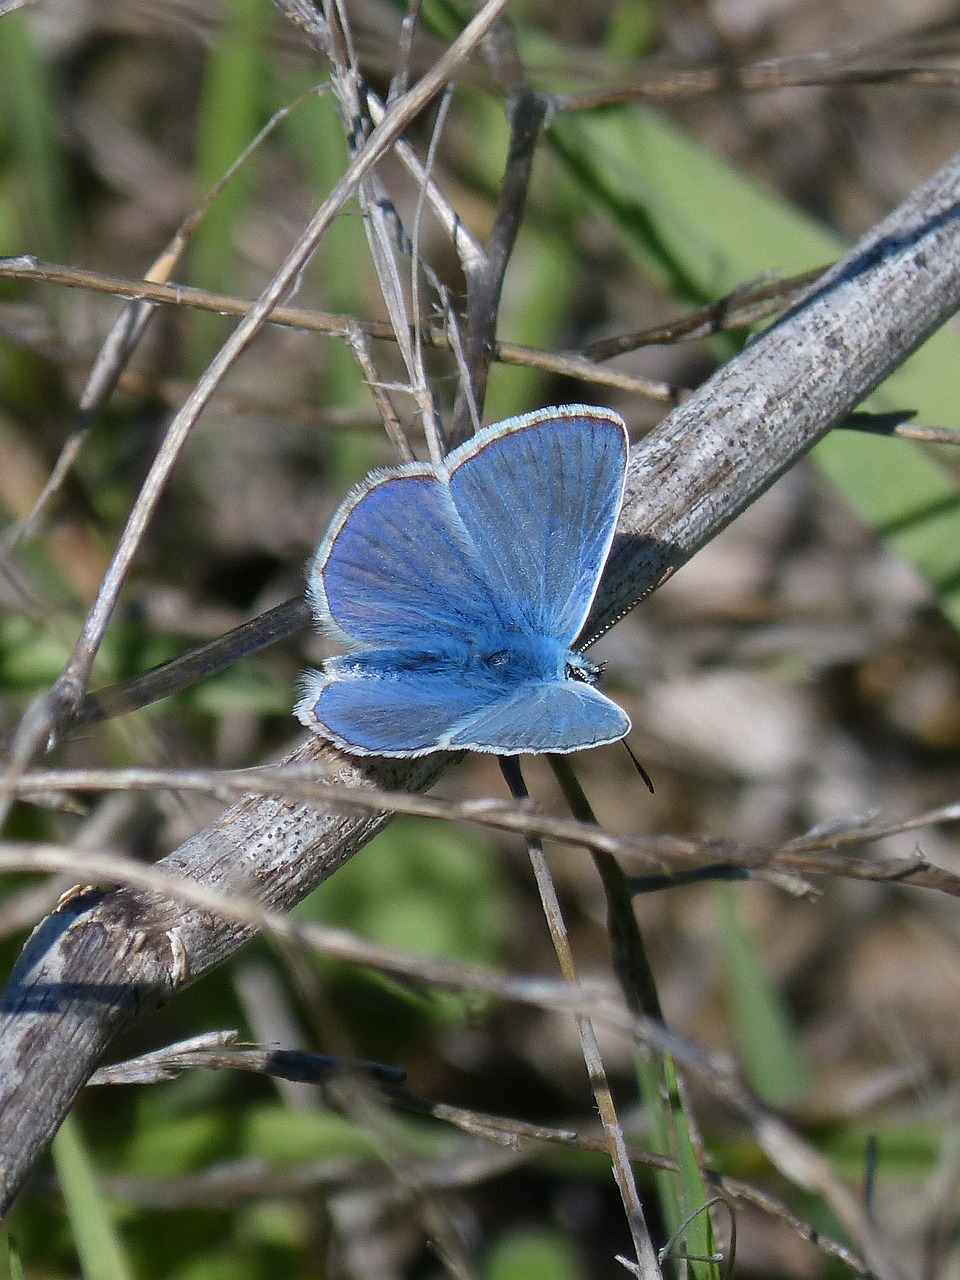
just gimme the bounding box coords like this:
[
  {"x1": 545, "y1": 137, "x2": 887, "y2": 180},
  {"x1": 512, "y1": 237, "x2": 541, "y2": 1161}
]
[{"x1": 0, "y1": 0, "x2": 956, "y2": 1276}]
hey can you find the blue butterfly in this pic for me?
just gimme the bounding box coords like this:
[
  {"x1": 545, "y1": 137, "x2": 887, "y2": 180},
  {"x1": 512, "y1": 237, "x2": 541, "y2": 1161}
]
[{"x1": 296, "y1": 404, "x2": 631, "y2": 756}]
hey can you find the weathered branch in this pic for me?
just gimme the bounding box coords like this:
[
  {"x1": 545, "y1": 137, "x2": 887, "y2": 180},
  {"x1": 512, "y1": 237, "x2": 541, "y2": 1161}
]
[{"x1": 2, "y1": 149, "x2": 960, "y2": 1243}]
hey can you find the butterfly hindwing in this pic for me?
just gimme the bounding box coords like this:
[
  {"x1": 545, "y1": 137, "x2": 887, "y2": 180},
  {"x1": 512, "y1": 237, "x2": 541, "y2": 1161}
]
[
  {"x1": 297, "y1": 666, "x2": 629, "y2": 756},
  {"x1": 447, "y1": 680, "x2": 630, "y2": 754},
  {"x1": 296, "y1": 665, "x2": 499, "y2": 756}
]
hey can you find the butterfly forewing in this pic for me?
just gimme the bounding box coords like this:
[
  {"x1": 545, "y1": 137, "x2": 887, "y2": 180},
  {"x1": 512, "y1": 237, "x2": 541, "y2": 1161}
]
[
  {"x1": 316, "y1": 470, "x2": 507, "y2": 650},
  {"x1": 447, "y1": 407, "x2": 628, "y2": 644}
]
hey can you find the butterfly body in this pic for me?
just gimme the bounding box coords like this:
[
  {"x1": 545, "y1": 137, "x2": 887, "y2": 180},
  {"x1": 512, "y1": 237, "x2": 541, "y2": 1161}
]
[{"x1": 297, "y1": 405, "x2": 631, "y2": 756}]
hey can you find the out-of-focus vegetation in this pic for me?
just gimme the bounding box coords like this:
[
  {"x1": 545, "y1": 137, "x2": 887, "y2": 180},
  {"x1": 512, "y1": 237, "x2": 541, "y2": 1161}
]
[{"x1": 4, "y1": 0, "x2": 960, "y2": 1277}]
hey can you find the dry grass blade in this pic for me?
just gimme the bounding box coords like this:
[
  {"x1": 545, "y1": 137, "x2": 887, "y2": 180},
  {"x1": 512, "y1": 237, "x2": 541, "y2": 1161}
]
[
  {"x1": 89, "y1": 1035, "x2": 404, "y2": 1088},
  {"x1": 554, "y1": 32, "x2": 960, "y2": 112}
]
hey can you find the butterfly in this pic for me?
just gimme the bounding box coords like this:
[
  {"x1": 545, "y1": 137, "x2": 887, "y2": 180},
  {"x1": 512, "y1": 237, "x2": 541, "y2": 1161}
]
[{"x1": 295, "y1": 404, "x2": 632, "y2": 756}]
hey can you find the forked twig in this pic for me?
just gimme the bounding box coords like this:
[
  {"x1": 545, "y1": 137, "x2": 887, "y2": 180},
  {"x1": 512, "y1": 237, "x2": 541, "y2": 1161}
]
[{"x1": 7, "y1": 763, "x2": 960, "y2": 900}]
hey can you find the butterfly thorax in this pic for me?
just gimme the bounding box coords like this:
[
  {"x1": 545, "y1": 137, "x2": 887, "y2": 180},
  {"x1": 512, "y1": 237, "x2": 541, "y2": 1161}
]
[{"x1": 466, "y1": 629, "x2": 598, "y2": 688}]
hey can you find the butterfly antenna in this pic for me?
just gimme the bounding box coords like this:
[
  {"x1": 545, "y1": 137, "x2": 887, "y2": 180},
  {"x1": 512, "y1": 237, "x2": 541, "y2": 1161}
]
[{"x1": 623, "y1": 739, "x2": 655, "y2": 795}]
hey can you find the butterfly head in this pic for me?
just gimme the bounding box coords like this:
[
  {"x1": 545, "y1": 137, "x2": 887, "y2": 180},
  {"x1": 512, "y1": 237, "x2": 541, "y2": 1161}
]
[{"x1": 564, "y1": 650, "x2": 601, "y2": 685}]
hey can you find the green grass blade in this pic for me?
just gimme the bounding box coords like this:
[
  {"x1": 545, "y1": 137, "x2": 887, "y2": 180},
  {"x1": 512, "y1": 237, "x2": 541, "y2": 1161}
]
[
  {"x1": 190, "y1": 0, "x2": 268, "y2": 359},
  {"x1": 0, "y1": 11, "x2": 70, "y2": 260},
  {"x1": 1, "y1": 1232, "x2": 25, "y2": 1280},
  {"x1": 637, "y1": 1051, "x2": 720, "y2": 1280},
  {"x1": 662, "y1": 1055, "x2": 721, "y2": 1277},
  {"x1": 51, "y1": 1114, "x2": 133, "y2": 1280},
  {"x1": 717, "y1": 884, "x2": 812, "y2": 1104}
]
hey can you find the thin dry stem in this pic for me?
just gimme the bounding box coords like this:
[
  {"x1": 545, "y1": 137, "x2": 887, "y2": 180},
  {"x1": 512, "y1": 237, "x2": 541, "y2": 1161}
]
[
  {"x1": 0, "y1": 257, "x2": 679, "y2": 400},
  {"x1": 500, "y1": 758, "x2": 661, "y2": 1279},
  {"x1": 6, "y1": 764, "x2": 960, "y2": 900}
]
